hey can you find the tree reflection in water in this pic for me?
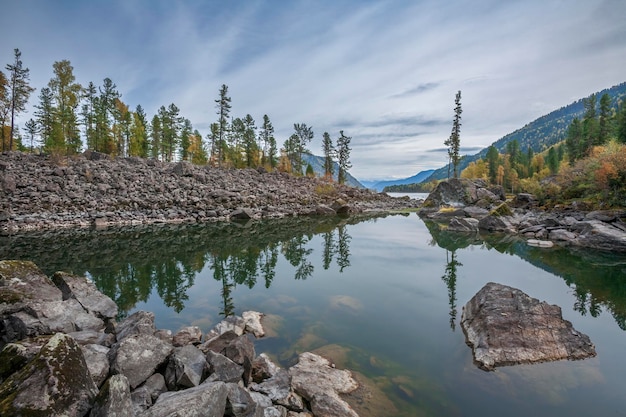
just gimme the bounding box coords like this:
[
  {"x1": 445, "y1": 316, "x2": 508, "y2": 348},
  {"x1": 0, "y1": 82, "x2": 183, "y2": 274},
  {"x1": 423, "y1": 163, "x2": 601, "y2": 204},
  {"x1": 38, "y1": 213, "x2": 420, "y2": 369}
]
[
  {"x1": 441, "y1": 250, "x2": 461, "y2": 331},
  {"x1": 0, "y1": 216, "x2": 369, "y2": 317}
]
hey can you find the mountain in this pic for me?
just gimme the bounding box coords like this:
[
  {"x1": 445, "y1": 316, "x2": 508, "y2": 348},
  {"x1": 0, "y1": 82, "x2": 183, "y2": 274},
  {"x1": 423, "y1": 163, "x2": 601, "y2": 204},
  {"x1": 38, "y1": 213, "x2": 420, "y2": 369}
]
[
  {"x1": 424, "y1": 81, "x2": 626, "y2": 182},
  {"x1": 364, "y1": 169, "x2": 436, "y2": 191},
  {"x1": 301, "y1": 153, "x2": 365, "y2": 188}
]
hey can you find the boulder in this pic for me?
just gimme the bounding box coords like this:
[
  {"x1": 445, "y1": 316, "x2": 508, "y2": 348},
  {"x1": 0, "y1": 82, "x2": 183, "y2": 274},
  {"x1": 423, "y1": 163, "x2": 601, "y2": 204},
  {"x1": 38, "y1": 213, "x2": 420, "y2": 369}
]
[
  {"x1": 226, "y1": 382, "x2": 264, "y2": 417},
  {"x1": 115, "y1": 310, "x2": 156, "y2": 341},
  {"x1": 200, "y1": 330, "x2": 240, "y2": 354},
  {"x1": 548, "y1": 229, "x2": 578, "y2": 242},
  {"x1": 421, "y1": 178, "x2": 477, "y2": 209},
  {"x1": 109, "y1": 333, "x2": 173, "y2": 389},
  {"x1": 222, "y1": 335, "x2": 256, "y2": 386},
  {"x1": 205, "y1": 350, "x2": 244, "y2": 383},
  {"x1": 243, "y1": 311, "x2": 265, "y2": 338},
  {"x1": 447, "y1": 217, "x2": 479, "y2": 233},
  {"x1": 461, "y1": 282, "x2": 596, "y2": 371},
  {"x1": 0, "y1": 336, "x2": 50, "y2": 383},
  {"x1": 315, "y1": 205, "x2": 336, "y2": 215},
  {"x1": 138, "y1": 381, "x2": 228, "y2": 417},
  {"x1": 51, "y1": 271, "x2": 118, "y2": 320},
  {"x1": 164, "y1": 344, "x2": 207, "y2": 390},
  {"x1": 90, "y1": 374, "x2": 134, "y2": 417},
  {"x1": 81, "y1": 343, "x2": 110, "y2": 387},
  {"x1": 231, "y1": 208, "x2": 255, "y2": 220},
  {"x1": 252, "y1": 353, "x2": 281, "y2": 383},
  {"x1": 172, "y1": 326, "x2": 202, "y2": 347},
  {"x1": 289, "y1": 352, "x2": 359, "y2": 417},
  {"x1": 0, "y1": 333, "x2": 97, "y2": 416},
  {"x1": 575, "y1": 220, "x2": 626, "y2": 252}
]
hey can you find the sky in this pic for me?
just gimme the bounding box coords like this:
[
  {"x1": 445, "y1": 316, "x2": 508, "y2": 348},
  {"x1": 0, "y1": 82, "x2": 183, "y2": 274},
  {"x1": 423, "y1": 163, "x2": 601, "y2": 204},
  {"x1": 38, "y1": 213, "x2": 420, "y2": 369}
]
[{"x1": 2, "y1": 0, "x2": 625, "y2": 181}]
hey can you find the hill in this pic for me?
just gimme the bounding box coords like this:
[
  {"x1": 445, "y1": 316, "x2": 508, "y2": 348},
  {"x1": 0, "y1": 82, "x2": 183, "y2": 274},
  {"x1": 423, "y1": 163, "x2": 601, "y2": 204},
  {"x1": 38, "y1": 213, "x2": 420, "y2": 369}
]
[
  {"x1": 301, "y1": 153, "x2": 364, "y2": 188},
  {"x1": 424, "y1": 81, "x2": 626, "y2": 182}
]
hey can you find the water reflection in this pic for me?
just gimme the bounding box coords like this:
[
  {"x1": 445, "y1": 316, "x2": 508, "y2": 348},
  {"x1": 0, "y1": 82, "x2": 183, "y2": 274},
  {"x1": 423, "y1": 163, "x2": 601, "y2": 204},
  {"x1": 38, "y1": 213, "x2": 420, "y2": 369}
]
[
  {"x1": 0, "y1": 216, "x2": 362, "y2": 316},
  {"x1": 441, "y1": 250, "x2": 461, "y2": 331},
  {"x1": 423, "y1": 220, "x2": 626, "y2": 332}
]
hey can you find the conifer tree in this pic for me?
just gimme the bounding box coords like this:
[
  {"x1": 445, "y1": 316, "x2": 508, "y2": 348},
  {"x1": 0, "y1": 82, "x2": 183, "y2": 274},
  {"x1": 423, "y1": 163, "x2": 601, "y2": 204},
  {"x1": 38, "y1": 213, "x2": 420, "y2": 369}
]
[
  {"x1": 444, "y1": 91, "x2": 462, "y2": 178},
  {"x1": 5, "y1": 49, "x2": 35, "y2": 151},
  {"x1": 242, "y1": 114, "x2": 257, "y2": 167},
  {"x1": 598, "y1": 93, "x2": 611, "y2": 145},
  {"x1": 336, "y1": 130, "x2": 352, "y2": 184},
  {"x1": 292, "y1": 123, "x2": 314, "y2": 174},
  {"x1": 259, "y1": 115, "x2": 274, "y2": 166},
  {"x1": 322, "y1": 131, "x2": 335, "y2": 179},
  {"x1": 215, "y1": 84, "x2": 231, "y2": 167}
]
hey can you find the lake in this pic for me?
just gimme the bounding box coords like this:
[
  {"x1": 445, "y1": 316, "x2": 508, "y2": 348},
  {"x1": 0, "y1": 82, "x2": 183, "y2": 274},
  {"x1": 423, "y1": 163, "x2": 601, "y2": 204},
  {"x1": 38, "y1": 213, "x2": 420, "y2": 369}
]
[{"x1": 2, "y1": 214, "x2": 626, "y2": 416}]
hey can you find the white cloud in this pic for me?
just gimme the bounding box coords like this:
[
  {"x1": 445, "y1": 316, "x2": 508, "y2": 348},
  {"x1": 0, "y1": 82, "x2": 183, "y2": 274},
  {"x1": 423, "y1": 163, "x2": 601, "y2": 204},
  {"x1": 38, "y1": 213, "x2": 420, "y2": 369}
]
[{"x1": 1, "y1": 0, "x2": 625, "y2": 180}]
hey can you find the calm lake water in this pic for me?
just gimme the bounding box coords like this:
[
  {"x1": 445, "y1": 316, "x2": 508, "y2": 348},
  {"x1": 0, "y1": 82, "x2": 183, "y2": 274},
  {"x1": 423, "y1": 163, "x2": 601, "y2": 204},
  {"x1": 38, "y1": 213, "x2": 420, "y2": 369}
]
[{"x1": 2, "y1": 214, "x2": 626, "y2": 416}]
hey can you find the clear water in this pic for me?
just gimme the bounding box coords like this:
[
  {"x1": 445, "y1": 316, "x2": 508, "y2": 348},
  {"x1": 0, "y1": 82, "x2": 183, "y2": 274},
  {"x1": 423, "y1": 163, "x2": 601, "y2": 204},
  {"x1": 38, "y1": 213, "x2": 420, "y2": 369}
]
[{"x1": 2, "y1": 214, "x2": 626, "y2": 416}]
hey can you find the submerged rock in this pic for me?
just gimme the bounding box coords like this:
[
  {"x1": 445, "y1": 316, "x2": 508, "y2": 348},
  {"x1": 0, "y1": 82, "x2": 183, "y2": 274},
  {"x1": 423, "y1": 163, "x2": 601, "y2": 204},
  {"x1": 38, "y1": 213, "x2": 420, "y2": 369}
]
[{"x1": 461, "y1": 282, "x2": 596, "y2": 371}]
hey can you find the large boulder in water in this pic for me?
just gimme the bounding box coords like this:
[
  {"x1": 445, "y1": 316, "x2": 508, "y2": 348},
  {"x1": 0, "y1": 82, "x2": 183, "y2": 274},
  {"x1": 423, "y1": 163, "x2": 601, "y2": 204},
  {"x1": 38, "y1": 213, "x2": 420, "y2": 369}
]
[{"x1": 461, "y1": 282, "x2": 596, "y2": 371}]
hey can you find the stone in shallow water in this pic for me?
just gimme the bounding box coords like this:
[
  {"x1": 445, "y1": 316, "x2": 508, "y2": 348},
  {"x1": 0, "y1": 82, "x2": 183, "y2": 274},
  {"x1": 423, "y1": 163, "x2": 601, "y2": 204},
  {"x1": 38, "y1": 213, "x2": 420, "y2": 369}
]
[{"x1": 461, "y1": 282, "x2": 596, "y2": 371}]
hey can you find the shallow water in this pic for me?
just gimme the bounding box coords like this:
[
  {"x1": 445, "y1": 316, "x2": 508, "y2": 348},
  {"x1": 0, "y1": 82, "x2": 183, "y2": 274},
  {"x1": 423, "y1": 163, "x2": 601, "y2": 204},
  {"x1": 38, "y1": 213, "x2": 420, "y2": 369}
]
[{"x1": 2, "y1": 214, "x2": 626, "y2": 416}]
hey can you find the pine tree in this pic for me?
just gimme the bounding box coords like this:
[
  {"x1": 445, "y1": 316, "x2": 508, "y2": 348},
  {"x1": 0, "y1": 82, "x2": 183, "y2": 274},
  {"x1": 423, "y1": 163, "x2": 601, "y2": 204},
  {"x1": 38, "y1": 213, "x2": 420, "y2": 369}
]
[
  {"x1": 322, "y1": 131, "x2": 335, "y2": 179},
  {"x1": 150, "y1": 115, "x2": 161, "y2": 160},
  {"x1": 96, "y1": 78, "x2": 119, "y2": 153},
  {"x1": 444, "y1": 91, "x2": 462, "y2": 178},
  {"x1": 485, "y1": 145, "x2": 499, "y2": 184},
  {"x1": 617, "y1": 103, "x2": 626, "y2": 144},
  {"x1": 4, "y1": 49, "x2": 35, "y2": 151},
  {"x1": 336, "y1": 130, "x2": 352, "y2": 184},
  {"x1": 215, "y1": 84, "x2": 231, "y2": 167},
  {"x1": 179, "y1": 118, "x2": 193, "y2": 161},
  {"x1": 81, "y1": 81, "x2": 97, "y2": 150}
]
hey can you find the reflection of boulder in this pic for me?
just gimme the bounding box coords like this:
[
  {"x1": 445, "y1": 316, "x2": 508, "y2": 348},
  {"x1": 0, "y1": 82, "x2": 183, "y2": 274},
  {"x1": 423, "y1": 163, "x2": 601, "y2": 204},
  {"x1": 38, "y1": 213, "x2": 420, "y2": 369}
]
[
  {"x1": 461, "y1": 282, "x2": 596, "y2": 371},
  {"x1": 329, "y1": 295, "x2": 363, "y2": 314}
]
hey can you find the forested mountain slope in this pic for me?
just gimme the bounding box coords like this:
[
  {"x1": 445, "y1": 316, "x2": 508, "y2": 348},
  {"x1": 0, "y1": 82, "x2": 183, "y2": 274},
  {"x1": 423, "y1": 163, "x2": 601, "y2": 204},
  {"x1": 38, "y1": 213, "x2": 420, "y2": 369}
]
[{"x1": 424, "y1": 82, "x2": 626, "y2": 182}]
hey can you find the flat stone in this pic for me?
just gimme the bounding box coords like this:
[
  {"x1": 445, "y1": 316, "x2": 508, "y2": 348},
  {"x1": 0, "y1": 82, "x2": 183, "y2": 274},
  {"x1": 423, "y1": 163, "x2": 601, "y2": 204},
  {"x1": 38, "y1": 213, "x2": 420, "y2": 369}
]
[
  {"x1": 138, "y1": 381, "x2": 228, "y2": 417},
  {"x1": 172, "y1": 325, "x2": 202, "y2": 346},
  {"x1": 81, "y1": 343, "x2": 110, "y2": 387},
  {"x1": 165, "y1": 344, "x2": 207, "y2": 389},
  {"x1": 115, "y1": 310, "x2": 156, "y2": 341},
  {"x1": 90, "y1": 374, "x2": 134, "y2": 417},
  {"x1": 51, "y1": 271, "x2": 118, "y2": 320},
  {"x1": 461, "y1": 282, "x2": 596, "y2": 371},
  {"x1": 109, "y1": 333, "x2": 173, "y2": 389}
]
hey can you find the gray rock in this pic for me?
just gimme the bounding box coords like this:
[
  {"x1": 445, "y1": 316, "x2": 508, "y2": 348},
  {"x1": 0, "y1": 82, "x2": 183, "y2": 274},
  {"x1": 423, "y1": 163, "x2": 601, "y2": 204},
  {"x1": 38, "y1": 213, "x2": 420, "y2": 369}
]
[
  {"x1": 315, "y1": 204, "x2": 336, "y2": 215},
  {"x1": 251, "y1": 368, "x2": 304, "y2": 412},
  {"x1": 226, "y1": 382, "x2": 264, "y2": 417},
  {"x1": 447, "y1": 217, "x2": 479, "y2": 233},
  {"x1": 461, "y1": 282, "x2": 596, "y2": 371},
  {"x1": 548, "y1": 229, "x2": 578, "y2": 242},
  {"x1": 289, "y1": 352, "x2": 359, "y2": 417},
  {"x1": 576, "y1": 220, "x2": 626, "y2": 252},
  {"x1": 0, "y1": 333, "x2": 97, "y2": 416},
  {"x1": 463, "y1": 206, "x2": 490, "y2": 219},
  {"x1": 231, "y1": 208, "x2": 255, "y2": 220},
  {"x1": 199, "y1": 330, "x2": 240, "y2": 354},
  {"x1": 222, "y1": 334, "x2": 256, "y2": 385},
  {"x1": 172, "y1": 326, "x2": 202, "y2": 347},
  {"x1": 206, "y1": 350, "x2": 244, "y2": 383},
  {"x1": 138, "y1": 381, "x2": 228, "y2": 417},
  {"x1": 52, "y1": 271, "x2": 118, "y2": 320},
  {"x1": 478, "y1": 213, "x2": 518, "y2": 233},
  {"x1": 165, "y1": 344, "x2": 207, "y2": 389},
  {"x1": 109, "y1": 333, "x2": 173, "y2": 389},
  {"x1": 89, "y1": 374, "x2": 134, "y2": 417},
  {"x1": 252, "y1": 353, "x2": 281, "y2": 383},
  {"x1": 115, "y1": 310, "x2": 156, "y2": 341},
  {"x1": 243, "y1": 311, "x2": 265, "y2": 338},
  {"x1": 81, "y1": 343, "x2": 110, "y2": 387},
  {"x1": 0, "y1": 336, "x2": 50, "y2": 383}
]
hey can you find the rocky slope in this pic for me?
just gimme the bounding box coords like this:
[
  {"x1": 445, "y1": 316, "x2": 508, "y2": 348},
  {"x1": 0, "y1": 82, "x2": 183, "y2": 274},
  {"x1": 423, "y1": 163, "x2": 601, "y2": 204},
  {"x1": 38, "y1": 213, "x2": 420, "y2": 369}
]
[{"x1": 0, "y1": 151, "x2": 421, "y2": 233}]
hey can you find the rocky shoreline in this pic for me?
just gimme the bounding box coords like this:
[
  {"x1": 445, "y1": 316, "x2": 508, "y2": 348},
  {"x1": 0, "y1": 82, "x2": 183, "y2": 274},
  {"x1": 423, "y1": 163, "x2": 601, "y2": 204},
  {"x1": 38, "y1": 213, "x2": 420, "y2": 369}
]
[
  {"x1": 0, "y1": 260, "x2": 362, "y2": 417},
  {"x1": 0, "y1": 151, "x2": 421, "y2": 234},
  {"x1": 418, "y1": 178, "x2": 626, "y2": 252}
]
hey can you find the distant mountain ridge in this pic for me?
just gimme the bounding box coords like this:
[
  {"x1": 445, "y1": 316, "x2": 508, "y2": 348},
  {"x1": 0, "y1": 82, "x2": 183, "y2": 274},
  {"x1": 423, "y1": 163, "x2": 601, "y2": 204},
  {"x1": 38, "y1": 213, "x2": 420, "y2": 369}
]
[
  {"x1": 423, "y1": 81, "x2": 626, "y2": 182},
  {"x1": 301, "y1": 153, "x2": 364, "y2": 188},
  {"x1": 362, "y1": 170, "x2": 435, "y2": 191}
]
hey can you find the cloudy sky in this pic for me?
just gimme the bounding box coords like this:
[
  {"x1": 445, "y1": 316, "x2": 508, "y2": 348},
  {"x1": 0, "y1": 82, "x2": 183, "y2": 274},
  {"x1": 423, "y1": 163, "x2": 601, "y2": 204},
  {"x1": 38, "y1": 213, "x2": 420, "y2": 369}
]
[{"x1": 2, "y1": 0, "x2": 625, "y2": 180}]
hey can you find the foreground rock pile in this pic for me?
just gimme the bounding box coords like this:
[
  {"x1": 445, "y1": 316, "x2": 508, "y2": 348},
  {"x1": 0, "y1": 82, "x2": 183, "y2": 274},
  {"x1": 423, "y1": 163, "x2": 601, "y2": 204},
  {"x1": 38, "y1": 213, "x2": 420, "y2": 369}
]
[
  {"x1": 419, "y1": 178, "x2": 626, "y2": 252},
  {"x1": 0, "y1": 260, "x2": 361, "y2": 416},
  {"x1": 461, "y1": 282, "x2": 596, "y2": 371},
  {"x1": 0, "y1": 151, "x2": 420, "y2": 233}
]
